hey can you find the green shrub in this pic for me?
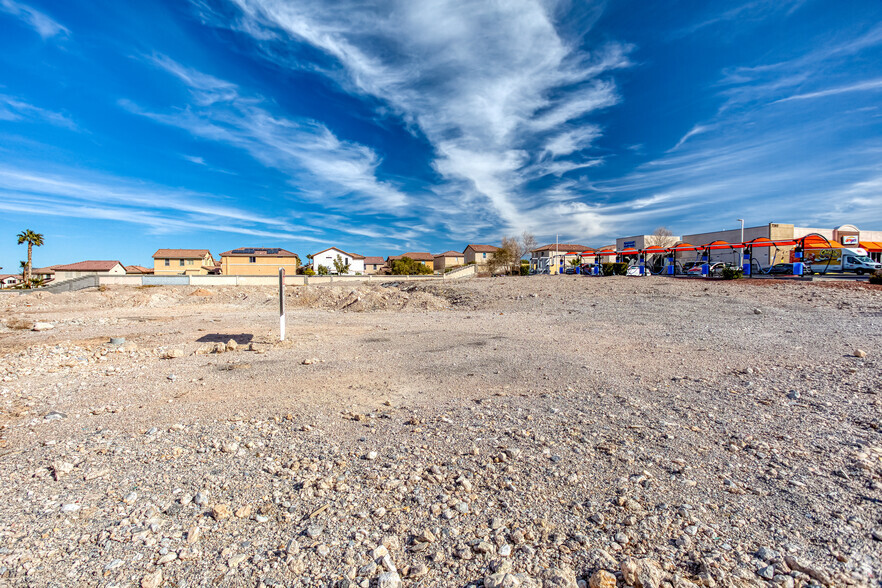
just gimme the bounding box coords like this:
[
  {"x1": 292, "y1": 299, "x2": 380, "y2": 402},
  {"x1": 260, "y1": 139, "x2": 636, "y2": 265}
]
[
  {"x1": 721, "y1": 267, "x2": 743, "y2": 280},
  {"x1": 600, "y1": 262, "x2": 628, "y2": 276},
  {"x1": 302, "y1": 267, "x2": 315, "y2": 276},
  {"x1": 870, "y1": 270, "x2": 882, "y2": 285},
  {"x1": 317, "y1": 265, "x2": 329, "y2": 275}
]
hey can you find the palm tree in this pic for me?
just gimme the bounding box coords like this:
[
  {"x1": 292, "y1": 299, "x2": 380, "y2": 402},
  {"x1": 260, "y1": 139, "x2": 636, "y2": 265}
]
[
  {"x1": 16, "y1": 230, "x2": 44, "y2": 285},
  {"x1": 19, "y1": 261, "x2": 27, "y2": 283}
]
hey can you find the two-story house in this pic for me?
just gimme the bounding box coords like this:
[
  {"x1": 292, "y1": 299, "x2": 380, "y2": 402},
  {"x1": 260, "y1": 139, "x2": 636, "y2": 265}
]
[
  {"x1": 220, "y1": 248, "x2": 300, "y2": 276},
  {"x1": 152, "y1": 249, "x2": 216, "y2": 276}
]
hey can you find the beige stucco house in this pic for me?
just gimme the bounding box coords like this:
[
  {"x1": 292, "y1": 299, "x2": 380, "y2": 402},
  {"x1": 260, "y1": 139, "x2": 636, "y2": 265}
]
[
  {"x1": 220, "y1": 248, "x2": 300, "y2": 276},
  {"x1": 152, "y1": 249, "x2": 215, "y2": 276}
]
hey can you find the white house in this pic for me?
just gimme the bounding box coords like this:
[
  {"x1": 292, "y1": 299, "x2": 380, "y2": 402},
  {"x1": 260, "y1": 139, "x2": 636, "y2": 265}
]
[
  {"x1": 52, "y1": 260, "x2": 127, "y2": 282},
  {"x1": 311, "y1": 247, "x2": 365, "y2": 275},
  {"x1": 0, "y1": 274, "x2": 22, "y2": 288}
]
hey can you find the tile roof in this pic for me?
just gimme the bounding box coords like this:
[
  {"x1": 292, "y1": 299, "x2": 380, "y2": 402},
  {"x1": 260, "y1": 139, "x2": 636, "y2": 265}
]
[
  {"x1": 52, "y1": 260, "x2": 124, "y2": 272},
  {"x1": 125, "y1": 265, "x2": 154, "y2": 274},
  {"x1": 31, "y1": 267, "x2": 55, "y2": 274},
  {"x1": 363, "y1": 256, "x2": 385, "y2": 265},
  {"x1": 465, "y1": 244, "x2": 499, "y2": 253},
  {"x1": 152, "y1": 249, "x2": 211, "y2": 259},
  {"x1": 312, "y1": 247, "x2": 365, "y2": 260},
  {"x1": 220, "y1": 248, "x2": 298, "y2": 257},
  {"x1": 435, "y1": 250, "x2": 463, "y2": 257},
  {"x1": 532, "y1": 244, "x2": 590, "y2": 253},
  {"x1": 389, "y1": 252, "x2": 434, "y2": 261}
]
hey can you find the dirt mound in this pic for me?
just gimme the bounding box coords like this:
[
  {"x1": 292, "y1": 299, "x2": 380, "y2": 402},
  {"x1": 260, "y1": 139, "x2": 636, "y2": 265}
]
[
  {"x1": 189, "y1": 288, "x2": 215, "y2": 297},
  {"x1": 287, "y1": 283, "x2": 451, "y2": 312}
]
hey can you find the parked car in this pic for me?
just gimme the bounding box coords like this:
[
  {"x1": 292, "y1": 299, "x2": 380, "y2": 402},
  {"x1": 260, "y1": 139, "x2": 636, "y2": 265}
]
[
  {"x1": 685, "y1": 262, "x2": 728, "y2": 276},
  {"x1": 768, "y1": 263, "x2": 814, "y2": 275}
]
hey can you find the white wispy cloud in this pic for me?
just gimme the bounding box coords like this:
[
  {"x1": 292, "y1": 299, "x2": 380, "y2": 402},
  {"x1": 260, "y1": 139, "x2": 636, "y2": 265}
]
[
  {"x1": 668, "y1": 125, "x2": 713, "y2": 152},
  {"x1": 201, "y1": 0, "x2": 632, "y2": 238},
  {"x1": 128, "y1": 54, "x2": 408, "y2": 211},
  {"x1": 0, "y1": 94, "x2": 76, "y2": 129},
  {"x1": 774, "y1": 78, "x2": 882, "y2": 103},
  {"x1": 0, "y1": 165, "x2": 325, "y2": 241},
  {"x1": 0, "y1": 0, "x2": 67, "y2": 39}
]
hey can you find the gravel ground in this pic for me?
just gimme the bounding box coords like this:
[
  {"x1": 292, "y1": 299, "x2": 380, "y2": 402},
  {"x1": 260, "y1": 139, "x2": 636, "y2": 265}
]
[{"x1": 0, "y1": 276, "x2": 879, "y2": 588}]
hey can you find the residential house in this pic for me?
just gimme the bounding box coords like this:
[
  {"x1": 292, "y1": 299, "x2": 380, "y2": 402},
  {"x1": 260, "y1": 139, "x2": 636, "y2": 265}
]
[
  {"x1": 311, "y1": 247, "x2": 366, "y2": 275},
  {"x1": 434, "y1": 251, "x2": 464, "y2": 271},
  {"x1": 0, "y1": 274, "x2": 22, "y2": 288},
  {"x1": 530, "y1": 244, "x2": 590, "y2": 274},
  {"x1": 363, "y1": 256, "x2": 386, "y2": 275},
  {"x1": 31, "y1": 266, "x2": 56, "y2": 283},
  {"x1": 152, "y1": 249, "x2": 216, "y2": 276},
  {"x1": 126, "y1": 265, "x2": 154, "y2": 275},
  {"x1": 52, "y1": 260, "x2": 127, "y2": 282},
  {"x1": 388, "y1": 252, "x2": 435, "y2": 272},
  {"x1": 220, "y1": 248, "x2": 299, "y2": 276},
  {"x1": 463, "y1": 244, "x2": 499, "y2": 268}
]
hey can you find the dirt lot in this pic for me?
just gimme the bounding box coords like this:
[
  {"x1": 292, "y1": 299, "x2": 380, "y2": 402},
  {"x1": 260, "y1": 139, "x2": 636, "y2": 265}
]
[{"x1": 0, "y1": 277, "x2": 879, "y2": 588}]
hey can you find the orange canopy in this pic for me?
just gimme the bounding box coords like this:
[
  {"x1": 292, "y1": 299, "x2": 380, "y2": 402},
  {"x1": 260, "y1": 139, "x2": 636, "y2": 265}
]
[
  {"x1": 860, "y1": 241, "x2": 882, "y2": 252},
  {"x1": 669, "y1": 242, "x2": 701, "y2": 252},
  {"x1": 642, "y1": 246, "x2": 667, "y2": 255},
  {"x1": 618, "y1": 248, "x2": 640, "y2": 256},
  {"x1": 704, "y1": 240, "x2": 736, "y2": 250},
  {"x1": 801, "y1": 235, "x2": 841, "y2": 248},
  {"x1": 744, "y1": 237, "x2": 796, "y2": 248}
]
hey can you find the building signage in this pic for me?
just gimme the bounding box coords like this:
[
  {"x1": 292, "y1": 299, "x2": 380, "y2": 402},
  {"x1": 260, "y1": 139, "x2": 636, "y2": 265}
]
[
  {"x1": 841, "y1": 235, "x2": 858, "y2": 246},
  {"x1": 623, "y1": 240, "x2": 636, "y2": 248}
]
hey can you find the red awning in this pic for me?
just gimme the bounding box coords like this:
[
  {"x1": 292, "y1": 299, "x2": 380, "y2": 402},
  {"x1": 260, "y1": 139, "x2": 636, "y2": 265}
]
[
  {"x1": 618, "y1": 249, "x2": 639, "y2": 256},
  {"x1": 642, "y1": 246, "x2": 667, "y2": 255},
  {"x1": 802, "y1": 235, "x2": 841, "y2": 248},
  {"x1": 595, "y1": 249, "x2": 617, "y2": 256},
  {"x1": 704, "y1": 240, "x2": 736, "y2": 250},
  {"x1": 744, "y1": 237, "x2": 796, "y2": 248},
  {"x1": 670, "y1": 242, "x2": 701, "y2": 252}
]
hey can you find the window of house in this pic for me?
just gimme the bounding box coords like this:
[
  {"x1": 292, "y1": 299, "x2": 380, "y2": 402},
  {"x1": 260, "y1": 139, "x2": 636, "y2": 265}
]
[
  {"x1": 249, "y1": 256, "x2": 256, "y2": 263},
  {"x1": 164, "y1": 259, "x2": 170, "y2": 266},
  {"x1": 482, "y1": 252, "x2": 487, "y2": 259},
  {"x1": 187, "y1": 259, "x2": 194, "y2": 265},
  {"x1": 179, "y1": 259, "x2": 185, "y2": 266}
]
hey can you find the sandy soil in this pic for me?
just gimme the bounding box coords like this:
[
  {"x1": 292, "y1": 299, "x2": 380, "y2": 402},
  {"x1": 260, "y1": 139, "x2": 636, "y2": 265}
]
[{"x1": 0, "y1": 277, "x2": 879, "y2": 588}]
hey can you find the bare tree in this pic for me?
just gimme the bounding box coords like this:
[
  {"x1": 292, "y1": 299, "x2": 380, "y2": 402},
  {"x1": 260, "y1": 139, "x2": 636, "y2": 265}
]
[
  {"x1": 645, "y1": 227, "x2": 678, "y2": 272},
  {"x1": 519, "y1": 231, "x2": 537, "y2": 261},
  {"x1": 645, "y1": 226, "x2": 677, "y2": 248}
]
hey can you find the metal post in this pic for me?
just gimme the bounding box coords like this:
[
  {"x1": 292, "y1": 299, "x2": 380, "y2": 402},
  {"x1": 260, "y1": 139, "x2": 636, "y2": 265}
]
[{"x1": 279, "y1": 267, "x2": 286, "y2": 341}]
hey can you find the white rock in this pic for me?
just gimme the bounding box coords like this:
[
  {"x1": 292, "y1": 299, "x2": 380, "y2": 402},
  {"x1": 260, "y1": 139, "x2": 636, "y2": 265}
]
[
  {"x1": 377, "y1": 572, "x2": 402, "y2": 588},
  {"x1": 32, "y1": 322, "x2": 54, "y2": 331}
]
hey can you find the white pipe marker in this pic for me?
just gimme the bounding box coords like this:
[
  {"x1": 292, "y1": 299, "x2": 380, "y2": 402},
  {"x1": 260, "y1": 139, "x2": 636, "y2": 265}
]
[{"x1": 279, "y1": 267, "x2": 286, "y2": 341}]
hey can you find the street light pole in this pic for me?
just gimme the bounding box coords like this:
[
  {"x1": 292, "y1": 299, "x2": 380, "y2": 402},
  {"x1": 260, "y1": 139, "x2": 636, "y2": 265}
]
[{"x1": 737, "y1": 218, "x2": 744, "y2": 270}]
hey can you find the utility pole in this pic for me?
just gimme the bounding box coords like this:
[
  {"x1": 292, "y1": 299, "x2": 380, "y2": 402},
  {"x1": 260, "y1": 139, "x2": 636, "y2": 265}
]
[{"x1": 737, "y1": 218, "x2": 745, "y2": 271}]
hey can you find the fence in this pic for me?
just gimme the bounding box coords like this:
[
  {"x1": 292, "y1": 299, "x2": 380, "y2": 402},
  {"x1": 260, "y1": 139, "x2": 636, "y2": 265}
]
[{"x1": 26, "y1": 264, "x2": 477, "y2": 293}]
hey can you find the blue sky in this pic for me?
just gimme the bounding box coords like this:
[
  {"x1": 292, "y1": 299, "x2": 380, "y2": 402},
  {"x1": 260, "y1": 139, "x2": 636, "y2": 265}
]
[{"x1": 1, "y1": 0, "x2": 881, "y2": 269}]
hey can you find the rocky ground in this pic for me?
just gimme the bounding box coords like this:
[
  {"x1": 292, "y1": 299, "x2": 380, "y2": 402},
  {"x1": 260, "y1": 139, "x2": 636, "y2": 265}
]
[{"x1": 0, "y1": 276, "x2": 879, "y2": 588}]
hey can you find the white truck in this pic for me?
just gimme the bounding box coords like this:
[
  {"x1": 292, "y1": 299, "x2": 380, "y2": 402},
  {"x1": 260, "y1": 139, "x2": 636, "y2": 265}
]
[{"x1": 799, "y1": 247, "x2": 881, "y2": 275}]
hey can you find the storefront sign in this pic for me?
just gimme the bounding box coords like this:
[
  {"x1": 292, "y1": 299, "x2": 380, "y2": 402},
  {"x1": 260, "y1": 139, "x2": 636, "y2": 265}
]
[
  {"x1": 841, "y1": 235, "x2": 858, "y2": 246},
  {"x1": 623, "y1": 240, "x2": 635, "y2": 248}
]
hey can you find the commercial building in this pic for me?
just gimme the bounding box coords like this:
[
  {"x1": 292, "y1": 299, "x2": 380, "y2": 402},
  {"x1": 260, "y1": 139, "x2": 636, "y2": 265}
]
[
  {"x1": 682, "y1": 223, "x2": 882, "y2": 267},
  {"x1": 152, "y1": 249, "x2": 216, "y2": 275},
  {"x1": 219, "y1": 248, "x2": 299, "y2": 276}
]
